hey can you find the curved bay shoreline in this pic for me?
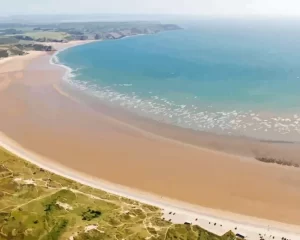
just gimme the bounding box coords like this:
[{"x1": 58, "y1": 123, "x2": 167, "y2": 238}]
[
  {"x1": 53, "y1": 38, "x2": 300, "y2": 167},
  {"x1": 1, "y1": 132, "x2": 300, "y2": 239},
  {"x1": 1, "y1": 41, "x2": 300, "y2": 236}
]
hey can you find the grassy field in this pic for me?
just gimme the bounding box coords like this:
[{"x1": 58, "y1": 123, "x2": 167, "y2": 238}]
[
  {"x1": 22, "y1": 31, "x2": 70, "y2": 40},
  {"x1": 0, "y1": 147, "x2": 236, "y2": 240},
  {"x1": 0, "y1": 37, "x2": 19, "y2": 45}
]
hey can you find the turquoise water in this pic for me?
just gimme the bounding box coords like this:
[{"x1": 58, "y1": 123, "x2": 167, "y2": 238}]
[{"x1": 57, "y1": 20, "x2": 300, "y2": 140}]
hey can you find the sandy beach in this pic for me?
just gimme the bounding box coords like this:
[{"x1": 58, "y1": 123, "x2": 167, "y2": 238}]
[
  {"x1": 0, "y1": 51, "x2": 45, "y2": 91},
  {"x1": 1, "y1": 132, "x2": 300, "y2": 240},
  {"x1": 1, "y1": 41, "x2": 300, "y2": 237}
]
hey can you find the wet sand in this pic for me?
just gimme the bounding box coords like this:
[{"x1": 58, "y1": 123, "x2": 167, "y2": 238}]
[
  {"x1": 1, "y1": 44, "x2": 300, "y2": 226},
  {"x1": 0, "y1": 51, "x2": 45, "y2": 91}
]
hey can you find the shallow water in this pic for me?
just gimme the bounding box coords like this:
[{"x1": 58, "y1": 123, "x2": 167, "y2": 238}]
[{"x1": 57, "y1": 20, "x2": 300, "y2": 141}]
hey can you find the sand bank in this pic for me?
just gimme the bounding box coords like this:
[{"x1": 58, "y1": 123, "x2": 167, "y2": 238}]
[
  {"x1": 1, "y1": 42, "x2": 300, "y2": 231},
  {"x1": 0, "y1": 51, "x2": 45, "y2": 72},
  {"x1": 0, "y1": 51, "x2": 45, "y2": 91}
]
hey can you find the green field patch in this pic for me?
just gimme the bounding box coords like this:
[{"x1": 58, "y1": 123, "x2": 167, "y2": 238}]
[
  {"x1": 0, "y1": 36, "x2": 19, "y2": 45},
  {"x1": 0, "y1": 147, "x2": 235, "y2": 240},
  {"x1": 23, "y1": 31, "x2": 70, "y2": 40}
]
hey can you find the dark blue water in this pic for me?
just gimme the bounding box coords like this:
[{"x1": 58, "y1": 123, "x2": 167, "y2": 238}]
[{"x1": 56, "y1": 20, "x2": 300, "y2": 140}]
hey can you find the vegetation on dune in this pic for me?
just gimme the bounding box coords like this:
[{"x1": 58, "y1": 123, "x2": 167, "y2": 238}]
[
  {"x1": 0, "y1": 147, "x2": 235, "y2": 239},
  {"x1": 166, "y1": 225, "x2": 236, "y2": 240},
  {"x1": 0, "y1": 49, "x2": 9, "y2": 58},
  {"x1": 0, "y1": 43, "x2": 53, "y2": 59},
  {"x1": 14, "y1": 43, "x2": 53, "y2": 51}
]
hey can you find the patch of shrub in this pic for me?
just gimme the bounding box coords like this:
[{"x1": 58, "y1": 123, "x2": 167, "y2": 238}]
[{"x1": 81, "y1": 208, "x2": 101, "y2": 221}]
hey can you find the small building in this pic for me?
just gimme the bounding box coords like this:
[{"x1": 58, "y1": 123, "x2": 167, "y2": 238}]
[{"x1": 184, "y1": 221, "x2": 191, "y2": 225}]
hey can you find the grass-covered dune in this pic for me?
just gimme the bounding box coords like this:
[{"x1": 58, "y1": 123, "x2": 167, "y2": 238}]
[{"x1": 0, "y1": 147, "x2": 236, "y2": 240}]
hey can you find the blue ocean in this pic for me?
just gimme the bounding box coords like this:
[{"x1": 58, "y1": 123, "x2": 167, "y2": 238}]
[{"x1": 56, "y1": 20, "x2": 300, "y2": 140}]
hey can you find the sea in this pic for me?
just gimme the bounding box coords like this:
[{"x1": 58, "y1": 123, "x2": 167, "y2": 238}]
[{"x1": 54, "y1": 19, "x2": 300, "y2": 141}]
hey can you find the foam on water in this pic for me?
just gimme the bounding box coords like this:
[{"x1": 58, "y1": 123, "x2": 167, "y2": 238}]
[
  {"x1": 53, "y1": 22, "x2": 300, "y2": 142},
  {"x1": 55, "y1": 70, "x2": 300, "y2": 141}
]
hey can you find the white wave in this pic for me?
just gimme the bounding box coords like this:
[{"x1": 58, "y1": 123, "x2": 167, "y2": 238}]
[
  {"x1": 50, "y1": 47, "x2": 300, "y2": 141},
  {"x1": 114, "y1": 83, "x2": 133, "y2": 87},
  {"x1": 69, "y1": 78, "x2": 300, "y2": 140}
]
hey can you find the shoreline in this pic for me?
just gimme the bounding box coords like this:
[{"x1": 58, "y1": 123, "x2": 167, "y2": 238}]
[
  {"x1": 53, "y1": 41, "x2": 300, "y2": 143},
  {"x1": 0, "y1": 51, "x2": 46, "y2": 92},
  {"x1": 50, "y1": 40, "x2": 300, "y2": 167},
  {"x1": 57, "y1": 76, "x2": 300, "y2": 167},
  {"x1": 1, "y1": 40, "x2": 300, "y2": 232},
  {"x1": 1, "y1": 131, "x2": 300, "y2": 239},
  {"x1": 56, "y1": 80, "x2": 300, "y2": 171},
  {"x1": 50, "y1": 45, "x2": 254, "y2": 166}
]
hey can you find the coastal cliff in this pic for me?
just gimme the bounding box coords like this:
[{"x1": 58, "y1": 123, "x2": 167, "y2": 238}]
[
  {"x1": 102, "y1": 24, "x2": 182, "y2": 40},
  {"x1": 0, "y1": 21, "x2": 182, "y2": 58}
]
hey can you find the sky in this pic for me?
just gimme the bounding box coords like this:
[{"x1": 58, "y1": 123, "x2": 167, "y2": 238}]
[{"x1": 2, "y1": 0, "x2": 300, "y2": 17}]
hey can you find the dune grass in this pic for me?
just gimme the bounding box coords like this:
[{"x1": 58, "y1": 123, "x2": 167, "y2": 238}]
[{"x1": 0, "y1": 147, "x2": 236, "y2": 239}]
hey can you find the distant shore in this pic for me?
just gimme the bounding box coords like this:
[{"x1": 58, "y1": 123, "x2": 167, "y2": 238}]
[{"x1": 1, "y1": 40, "x2": 300, "y2": 231}]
